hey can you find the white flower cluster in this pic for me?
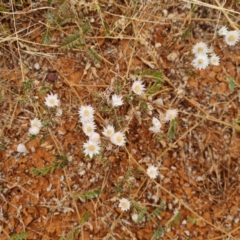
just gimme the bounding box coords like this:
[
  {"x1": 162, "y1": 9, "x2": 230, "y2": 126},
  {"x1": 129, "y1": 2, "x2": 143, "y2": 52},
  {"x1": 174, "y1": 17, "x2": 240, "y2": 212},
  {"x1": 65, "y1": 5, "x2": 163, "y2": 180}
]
[
  {"x1": 110, "y1": 80, "x2": 146, "y2": 107},
  {"x1": 149, "y1": 109, "x2": 178, "y2": 133},
  {"x1": 80, "y1": 80, "x2": 147, "y2": 158},
  {"x1": 103, "y1": 125, "x2": 126, "y2": 147},
  {"x1": 29, "y1": 117, "x2": 42, "y2": 135},
  {"x1": 218, "y1": 26, "x2": 240, "y2": 46},
  {"x1": 191, "y1": 42, "x2": 220, "y2": 70},
  {"x1": 79, "y1": 105, "x2": 127, "y2": 158},
  {"x1": 79, "y1": 105, "x2": 101, "y2": 159},
  {"x1": 191, "y1": 27, "x2": 240, "y2": 70}
]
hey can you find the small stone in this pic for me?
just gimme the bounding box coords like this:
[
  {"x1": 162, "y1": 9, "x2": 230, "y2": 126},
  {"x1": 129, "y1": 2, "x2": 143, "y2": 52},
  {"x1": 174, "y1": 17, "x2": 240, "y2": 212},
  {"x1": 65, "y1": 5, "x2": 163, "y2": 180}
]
[
  {"x1": 196, "y1": 176, "x2": 204, "y2": 182},
  {"x1": 167, "y1": 52, "x2": 178, "y2": 62},
  {"x1": 46, "y1": 72, "x2": 57, "y2": 82},
  {"x1": 34, "y1": 63, "x2": 40, "y2": 70}
]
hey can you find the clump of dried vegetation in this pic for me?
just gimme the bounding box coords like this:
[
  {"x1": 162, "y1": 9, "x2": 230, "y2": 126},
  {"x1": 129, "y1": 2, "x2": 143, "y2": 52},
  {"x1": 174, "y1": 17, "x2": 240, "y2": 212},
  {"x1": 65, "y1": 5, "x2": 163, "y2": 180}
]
[{"x1": 0, "y1": 0, "x2": 240, "y2": 239}]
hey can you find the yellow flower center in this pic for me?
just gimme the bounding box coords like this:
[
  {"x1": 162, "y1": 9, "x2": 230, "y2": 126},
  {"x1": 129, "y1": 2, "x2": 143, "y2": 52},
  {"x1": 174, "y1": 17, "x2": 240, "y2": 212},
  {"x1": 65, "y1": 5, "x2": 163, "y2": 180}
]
[
  {"x1": 87, "y1": 126, "x2": 92, "y2": 132},
  {"x1": 198, "y1": 59, "x2": 203, "y2": 64},
  {"x1": 197, "y1": 47, "x2": 204, "y2": 53},
  {"x1": 116, "y1": 135, "x2": 122, "y2": 143},
  {"x1": 49, "y1": 98, "x2": 55, "y2": 104},
  {"x1": 107, "y1": 129, "x2": 112, "y2": 135},
  {"x1": 134, "y1": 85, "x2": 141, "y2": 93},
  {"x1": 149, "y1": 169, "x2": 155, "y2": 175},
  {"x1": 83, "y1": 109, "x2": 90, "y2": 116},
  {"x1": 169, "y1": 113, "x2": 175, "y2": 120},
  {"x1": 228, "y1": 35, "x2": 236, "y2": 42},
  {"x1": 121, "y1": 202, "x2": 128, "y2": 209},
  {"x1": 88, "y1": 145, "x2": 95, "y2": 152}
]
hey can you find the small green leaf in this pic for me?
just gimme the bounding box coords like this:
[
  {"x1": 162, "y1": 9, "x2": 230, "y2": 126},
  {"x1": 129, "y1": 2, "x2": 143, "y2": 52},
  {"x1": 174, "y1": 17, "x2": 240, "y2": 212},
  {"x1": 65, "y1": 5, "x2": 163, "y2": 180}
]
[
  {"x1": 167, "y1": 119, "x2": 178, "y2": 140},
  {"x1": 41, "y1": 29, "x2": 51, "y2": 44},
  {"x1": 227, "y1": 77, "x2": 235, "y2": 91},
  {"x1": 152, "y1": 226, "x2": 164, "y2": 240},
  {"x1": 103, "y1": 21, "x2": 110, "y2": 35},
  {"x1": 75, "y1": 188, "x2": 101, "y2": 201},
  {"x1": 0, "y1": 5, "x2": 8, "y2": 12},
  {"x1": 167, "y1": 212, "x2": 182, "y2": 228},
  {"x1": 80, "y1": 211, "x2": 91, "y2": 224},
  {"x1": 10, "y1": 232, "x2": 29, "y2": 240}
]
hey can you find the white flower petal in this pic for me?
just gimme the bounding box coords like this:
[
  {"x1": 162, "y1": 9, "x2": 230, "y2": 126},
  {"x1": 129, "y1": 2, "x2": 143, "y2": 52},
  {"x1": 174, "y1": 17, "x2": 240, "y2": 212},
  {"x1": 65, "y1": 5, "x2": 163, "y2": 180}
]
[
  {"x1": 111, "y1": 94, "x2": 123, "y2": 107},
  {"x1": 29, "y1": 126, "x2": 40, "y2": 135},
  {"x1": 17, "y1": 143, "x2": 27, "y2": 153},
  {"x1": 152, "y1": 117, "x2": 161, "y2": 128},
  {"x1": 149, "y1": 125, "x2": 161, "y2": 134},
  {"x1": 218, "y1": 26, "x2": 228, "y2": 36},
  {"x1": 89, "y1": 132, "x2": 101, "y2": 143}
]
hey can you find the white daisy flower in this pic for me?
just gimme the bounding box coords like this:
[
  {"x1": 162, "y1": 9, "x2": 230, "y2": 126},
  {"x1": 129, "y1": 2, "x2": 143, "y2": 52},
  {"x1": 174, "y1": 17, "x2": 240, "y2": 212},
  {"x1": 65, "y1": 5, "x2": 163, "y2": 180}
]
[
  {"x1": 89, "y1": 132, "x2": 101, "y2": 143},
  {"x1": 132, "y1": 80, "x2": 146, "y2": 95},
  {"x1": 118, "y1": 198, "x2": 131, "y2": 211},
  {"x1": 224, "y1": 30, "x2": 240, "y2": 46},
  {"x1": 45, "y1": 93, "x2": 60, "y2": 107},
  {"x1": 110, "y1": 131, "x2": 126, "y2": 146},
  {"x1": 147, "y1": 165, "x2": 158, "y2": 179},
  {"x1": 209, "y1": 54, "x2": 220, "y2": 66},
  {"x1": 192, "y1": 54, "x2": 209, "y2": 70},
  {"x1": 192, "y1": 42, "x2": 208, "y2": 56},
  {"x1": 102, "y1": 125, "x2": 115, "y2": 138},
  {"x1": 30, "y1": 117, "x2": 42, "y2": 128},
  {"x1": 17, "y1": 143, "x2": 27, "y2": 153},
  {"x1": 218, "y1": 26, "x2": 228, "y2": 36},
  {"x1": 29, "y1": 126, "x2": 40, "y2": 135},
  {"x1": 111, "y1": 94, "x2": 123, "y2": 107},
  {"x1": 83, "y1": 140, "x2": 100, "y2": 158},
  {"x1": 79, "y1": 105, "x2": 95, "y2": 122},
  {"x1": 165, "y1": 109, "x2": 178, "y2": 122},
  {"x1": 82, "y1": 121, "x2": 96, "y2": 137}
]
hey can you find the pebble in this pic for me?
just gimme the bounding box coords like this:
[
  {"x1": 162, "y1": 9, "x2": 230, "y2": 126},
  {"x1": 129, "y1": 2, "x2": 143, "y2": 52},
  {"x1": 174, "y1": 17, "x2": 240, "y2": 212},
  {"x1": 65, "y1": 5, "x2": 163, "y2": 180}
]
[{"x1": 34, "y1": 63, "x2": 40, "y2": 70}]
